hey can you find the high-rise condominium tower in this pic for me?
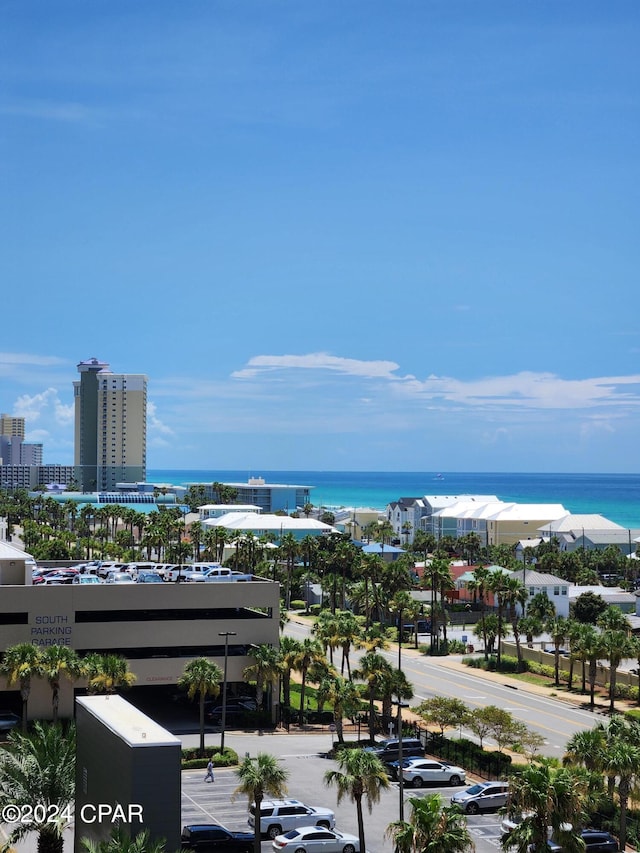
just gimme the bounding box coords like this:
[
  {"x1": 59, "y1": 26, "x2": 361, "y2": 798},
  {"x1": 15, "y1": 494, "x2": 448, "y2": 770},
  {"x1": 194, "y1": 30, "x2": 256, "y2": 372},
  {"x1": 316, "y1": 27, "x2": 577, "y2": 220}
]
[
  {"x1": 74, "y1": 358, "x2": 147, "y2": 492},
  {"x1": 0, "y1": 414, "x2": 25, "y2": 440}
]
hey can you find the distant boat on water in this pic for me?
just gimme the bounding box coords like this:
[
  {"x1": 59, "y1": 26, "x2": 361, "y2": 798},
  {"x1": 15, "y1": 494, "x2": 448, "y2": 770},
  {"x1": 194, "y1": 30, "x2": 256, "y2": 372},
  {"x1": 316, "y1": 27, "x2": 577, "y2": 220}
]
[{"x1": 434, "y1": 473, "x2": 444, "y2": 480}]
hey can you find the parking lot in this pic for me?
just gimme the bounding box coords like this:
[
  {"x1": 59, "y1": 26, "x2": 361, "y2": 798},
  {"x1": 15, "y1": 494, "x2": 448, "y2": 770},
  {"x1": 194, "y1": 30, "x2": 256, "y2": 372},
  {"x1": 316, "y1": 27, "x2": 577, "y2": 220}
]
[{"x1": 183, "y1": 732, "x2": 506, "y2": 853}]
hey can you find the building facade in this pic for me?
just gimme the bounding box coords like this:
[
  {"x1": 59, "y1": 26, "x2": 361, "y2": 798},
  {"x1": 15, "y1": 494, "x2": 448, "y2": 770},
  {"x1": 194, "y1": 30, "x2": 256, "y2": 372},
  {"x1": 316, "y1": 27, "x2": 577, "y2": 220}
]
[
  {"x1": 189, "y1": 477, "x2": 313, "y2": 514},
  {"x1": 0, "y1": 414, "x2": 25, "y2": 440},
  {"x1": 74, "y1": 358, "x2": 147, "y2": 492},
  {"x1": 0, "y1": 579, "x2": 279, "y2": 720}
]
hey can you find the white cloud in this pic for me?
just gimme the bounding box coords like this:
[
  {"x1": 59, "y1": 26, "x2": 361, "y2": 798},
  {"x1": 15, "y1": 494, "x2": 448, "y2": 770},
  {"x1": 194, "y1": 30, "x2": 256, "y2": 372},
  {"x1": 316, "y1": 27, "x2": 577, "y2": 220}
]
[
  {"x1": 147, "y1": 400, "x2": 175, "y2": 436},
  {"x1": 232, "y1": 353, "x2": 404, "y2": 380},
  {"x1": 230, "y1": 354, "x2": 640, "y2": 414},
  {"x1": 14, "y1": 388, "x2": 73, "y2": 427},
  {"x1": 0, "y1": 352, "x2": 68, "y2": 371}
]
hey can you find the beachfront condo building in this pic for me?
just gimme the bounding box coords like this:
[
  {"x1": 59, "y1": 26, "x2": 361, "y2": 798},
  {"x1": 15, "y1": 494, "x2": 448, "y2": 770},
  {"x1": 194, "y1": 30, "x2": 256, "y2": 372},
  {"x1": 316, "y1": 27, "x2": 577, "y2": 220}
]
[
  {"x1": 0, "y1": 413, "x2": 25, "y2": 439},
  {"x1": 74, "y1": 358, "x2": 147, "y2": 492}
]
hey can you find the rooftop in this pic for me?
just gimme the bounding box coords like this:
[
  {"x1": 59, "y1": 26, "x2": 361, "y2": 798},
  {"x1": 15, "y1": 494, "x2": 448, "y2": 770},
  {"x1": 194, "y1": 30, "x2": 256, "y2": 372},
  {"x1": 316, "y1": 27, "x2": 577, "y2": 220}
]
[{"x1": 76, "y1": 695, "x2": 181, "y2": 748}]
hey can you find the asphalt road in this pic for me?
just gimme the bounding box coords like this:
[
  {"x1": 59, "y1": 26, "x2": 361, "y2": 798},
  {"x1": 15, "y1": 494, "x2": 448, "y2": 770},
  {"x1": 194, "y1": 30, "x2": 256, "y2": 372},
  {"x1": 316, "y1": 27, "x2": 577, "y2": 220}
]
[{"x1": 285, "y1": 619, "x2": 602, "y2": 760}]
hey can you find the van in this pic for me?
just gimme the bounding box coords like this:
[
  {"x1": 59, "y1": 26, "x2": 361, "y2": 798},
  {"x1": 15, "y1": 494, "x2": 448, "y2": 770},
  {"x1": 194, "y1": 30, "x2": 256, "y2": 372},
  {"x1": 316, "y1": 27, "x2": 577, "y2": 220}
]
[{"x1": 363, "y1": 737, "x2": 423, "y2": 765}]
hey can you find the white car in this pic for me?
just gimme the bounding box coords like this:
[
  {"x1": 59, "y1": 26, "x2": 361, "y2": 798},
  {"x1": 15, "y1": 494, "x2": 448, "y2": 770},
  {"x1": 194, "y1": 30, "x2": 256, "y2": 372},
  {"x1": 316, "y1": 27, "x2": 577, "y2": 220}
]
[
  {"x1": 272, "y1": 826, "x2": 359, "y2": 853},
  {"x1": 401, "y1": 759, "x2": 466, "y2": 788},
  {"x1": 105, "y1": 571, "x2": 136, "y2": 585},
  {"x1": 249, "y1": 798, "x2": 335, "y2": 839}
]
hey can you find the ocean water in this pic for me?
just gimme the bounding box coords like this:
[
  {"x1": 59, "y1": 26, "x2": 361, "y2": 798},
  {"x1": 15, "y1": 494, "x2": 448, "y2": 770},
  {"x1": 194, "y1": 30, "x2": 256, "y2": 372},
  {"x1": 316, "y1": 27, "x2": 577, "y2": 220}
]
[{"x1": 148, "y1": 470, "x2": 640, "y2": 529}]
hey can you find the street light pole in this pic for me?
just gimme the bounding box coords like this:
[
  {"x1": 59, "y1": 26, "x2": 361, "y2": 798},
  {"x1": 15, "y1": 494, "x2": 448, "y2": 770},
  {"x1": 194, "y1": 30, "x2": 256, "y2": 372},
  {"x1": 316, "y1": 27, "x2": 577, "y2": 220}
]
[
  {"x1": 218, "y1": 631, "x2": 236, "y2": 755},
  {"x1": 393, "y1": 699, "x2": 409, "y2": 822}
]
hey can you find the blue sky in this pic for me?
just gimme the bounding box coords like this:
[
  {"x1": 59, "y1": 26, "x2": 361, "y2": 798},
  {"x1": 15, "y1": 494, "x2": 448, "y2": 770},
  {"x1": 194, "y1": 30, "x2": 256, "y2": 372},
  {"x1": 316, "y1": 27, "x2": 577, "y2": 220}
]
[{"x1": 1, "y1": 1, "x2": 639, "y2": 473}]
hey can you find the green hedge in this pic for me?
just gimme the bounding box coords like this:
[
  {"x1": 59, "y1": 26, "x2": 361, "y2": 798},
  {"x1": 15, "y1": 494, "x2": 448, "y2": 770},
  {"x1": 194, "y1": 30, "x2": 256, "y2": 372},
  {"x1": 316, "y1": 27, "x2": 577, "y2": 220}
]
[
  {"x1": 462, "y1": 654, "x2": 526, "y2": 673},
  {"x1": 181, "y1": 746, "x2": 238, "y2": 769},
  {"x1": 526, "y1": 660, "x2": 555, "y2": 679}
]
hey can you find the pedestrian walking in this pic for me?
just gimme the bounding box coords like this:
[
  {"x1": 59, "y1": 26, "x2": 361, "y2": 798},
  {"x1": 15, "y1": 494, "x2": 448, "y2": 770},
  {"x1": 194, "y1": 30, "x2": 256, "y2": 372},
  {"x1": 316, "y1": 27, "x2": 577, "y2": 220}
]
[{"x1": 204, "y1": 758, "x2": 215, "y2": 783}]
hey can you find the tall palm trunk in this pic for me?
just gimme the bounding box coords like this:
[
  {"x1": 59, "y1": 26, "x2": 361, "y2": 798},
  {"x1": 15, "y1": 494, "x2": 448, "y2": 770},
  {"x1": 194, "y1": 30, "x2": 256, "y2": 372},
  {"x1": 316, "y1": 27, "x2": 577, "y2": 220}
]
[{"x1": 354, "y1": 792, "x2": 365, "y2": 853}]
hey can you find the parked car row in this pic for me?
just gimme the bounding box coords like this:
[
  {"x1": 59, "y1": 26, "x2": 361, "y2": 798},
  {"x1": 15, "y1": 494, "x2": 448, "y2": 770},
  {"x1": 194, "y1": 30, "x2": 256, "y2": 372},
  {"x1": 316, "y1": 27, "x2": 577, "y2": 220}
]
[
  {"x1": 31, "y1": 561, "x2": 252, "y2": 585},
  {"x1": 181, "y1": 798, "x2": 354, "y2": 852},
  {"x1": 179, "y1": 770, "x2": 619, "y2": 853}
]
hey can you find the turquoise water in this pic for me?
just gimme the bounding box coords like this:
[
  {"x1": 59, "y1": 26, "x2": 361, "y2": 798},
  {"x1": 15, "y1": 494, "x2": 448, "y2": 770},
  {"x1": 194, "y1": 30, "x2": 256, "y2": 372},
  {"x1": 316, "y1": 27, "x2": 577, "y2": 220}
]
[{"x1": 148, "y1": 470, "x2": 640, "y2": 529}]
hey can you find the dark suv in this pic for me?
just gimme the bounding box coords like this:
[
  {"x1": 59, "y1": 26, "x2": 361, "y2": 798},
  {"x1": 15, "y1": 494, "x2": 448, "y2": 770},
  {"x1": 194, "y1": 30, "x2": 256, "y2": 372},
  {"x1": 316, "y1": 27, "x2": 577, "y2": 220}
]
[
  {"x1": 180, "y1": 824, "x2": 253, "y2": 851},
  {"x1": 546, "y1": 829, "x2": 618, "y2": 852},
  {"x1": 363, "y1": 737, "x2": 423, "y2": 765}
]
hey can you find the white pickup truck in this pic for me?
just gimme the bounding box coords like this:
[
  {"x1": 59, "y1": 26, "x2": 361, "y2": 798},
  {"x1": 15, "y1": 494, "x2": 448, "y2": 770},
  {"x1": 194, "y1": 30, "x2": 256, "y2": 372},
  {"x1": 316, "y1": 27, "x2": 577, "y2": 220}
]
[
  {"x1": 192, "y1": 567, "x2": 253, "y2": 582},
  {"x1": 165, "y1": 563, "x2": 219, "y2": 583}
]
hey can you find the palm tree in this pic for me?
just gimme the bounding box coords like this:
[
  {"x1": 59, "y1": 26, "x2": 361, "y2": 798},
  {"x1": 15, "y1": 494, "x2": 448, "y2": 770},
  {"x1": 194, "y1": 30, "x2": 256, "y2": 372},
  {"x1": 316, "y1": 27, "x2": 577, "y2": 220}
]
[
  {"x1": 574, "y1": 624, "x2": 605, "y2": 709},
  {"x1": 386, "y1": 793, "x2": 475, "y2": 853},
  {"x1": 278, "y1": 636, "x2": 302, "y2": 725},
  {"x1": 242, "y1": 644, "x2": 281, "y2": 713},
  {"x1": 83, "y1": 653, "x2": 136, "y2": 695},
  {"x1": 0, "y1": 642, "x2": 43, "y2": 731},
  {"x1": 0, "y1": 721, "x2": 75, "y2": 853},
  {"x1": 234, "y1": 752, "x2": 289, "y2": 853},
  {"x1": 544, "y1": 615, "x2": 569, "y2": 688},
  {"x1": 290, "y1": 637, "x2": 325, "y2": 725},
  {"x1": 316, "y1": 673, "x2": 362, "y2": 745},
  {"x1": 39, "y1": 645, "x2": 83, "y2": 723},
  {"x1": 502, "y1": 575, "x2": 528, "y2": 670},
  {"x1": 488, "y1": 569, "x2": 512, "y2": 666},
  {"x1": 80, "y1": 827, "x2": 168, "y2": 853},
  {"x1": 312, "y1": 610, "x2": 341, "y2": 666},
  {"x1": 324, "y1": 747, "x2": 390, "y2": 853},
  {"x1": 334, "y1": 610, "x2": 363, "y2": 678},
  {"x1": 597, "y1": 606, "x2": 634, "y2": 712},
  {"x1": 278, "y1": 532, "x2": 299, "y2": 610},
  {"x1": 565, "y1": 717, "x2": 640, "y2": 850},
  {"x1": 502, "y1": 759, "x2": 592, "y2": 853},
  {"x1": 177, "y1": 657, "x2": 223, "y2": 755},
  {"x1": 466, "y1": 565, "x2": 491, "y2": 661},
  {"x1": 353, "y1": 651, "x2": 393, "y2": 741}
]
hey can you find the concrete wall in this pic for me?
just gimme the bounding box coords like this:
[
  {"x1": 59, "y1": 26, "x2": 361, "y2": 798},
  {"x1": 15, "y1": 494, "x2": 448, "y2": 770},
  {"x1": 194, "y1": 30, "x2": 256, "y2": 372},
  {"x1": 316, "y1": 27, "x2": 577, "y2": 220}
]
[
  {"x1": 75, "y1": 696, "x2": 181, "y2": 851},
  {"x1": 0, "y1": 580, "x2": 280, "y2": 719}
]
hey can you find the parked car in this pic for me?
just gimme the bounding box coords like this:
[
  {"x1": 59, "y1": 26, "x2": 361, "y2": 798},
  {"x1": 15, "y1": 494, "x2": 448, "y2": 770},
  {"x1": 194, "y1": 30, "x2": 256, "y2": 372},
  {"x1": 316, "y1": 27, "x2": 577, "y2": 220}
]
[
  {"x1": 206, "y1": 699, "x2": 257, "y2": 722},
  {"x1": 180, "y1": 824, "x2": 253, "y2": 851},
  {"x1": 249, "y1": 799, "x2": 335, "y2": 840},
  {"x1": 363, "y1": 737, "x2": 423, "y2": 764},
  {"x1": 97, "y1": 562, "x2": 128, "y2": 579},
  {"x1": 0, "y1": 711, "x2": 21, "y2": 733},
  {"x1": 72, "y1": 575, "x2": 102, "y2": 584},
  {"x1": 136, "y1": 571, "x2": 164, "y2": 583},
  {"x1": 451, "y1": 780, "x2": 510, "y2": 813},
  {"x1": 545, "y1": 829, "x2": 619, "y2": 852},
  {"x1": 271, "y1": 826, "x2": 360, "y2": 853},
  {"x1": 401, "y1": 759, "x2": 466, "y2": 788},
  {"x1": 105, "y1": 572, "x2": 136, "y2": 585},
  {"x1": 387, "y1": 756, "x2": 432, "y2": 781},
  {"x1": 40, "y1": 569, "x2": 78, "y2": 584},
  {"x1": 500, "y1": 812, "x2": 530, "y2": 838}
]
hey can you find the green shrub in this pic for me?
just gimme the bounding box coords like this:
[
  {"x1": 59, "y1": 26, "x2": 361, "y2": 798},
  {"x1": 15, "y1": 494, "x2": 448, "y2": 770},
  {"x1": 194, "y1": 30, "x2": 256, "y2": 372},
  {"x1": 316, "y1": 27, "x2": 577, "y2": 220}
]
[
  {"x1": 526, "y1": 661, "x2": 556, "y2": 679},
  {"x1": 181, "y1": 746, "x2": 238, "y2": 769},
  {"x1": 610, "y1": 682, "x2": 639, "y2": 701},
  {"x1": 445, "y1": 639, "x2": 467, "y2": 654},
  {"x1": 309, "y1": 604, "x2": 322, "y2": 616},
  {"x1": 289, "y1": 599, "x2": 306, "y2": 611}
]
